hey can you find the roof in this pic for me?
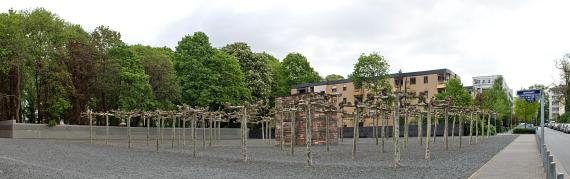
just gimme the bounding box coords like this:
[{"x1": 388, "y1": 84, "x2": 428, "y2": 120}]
[{"x1": 291, "y1": 68, "x2": 455, "y2": 89}]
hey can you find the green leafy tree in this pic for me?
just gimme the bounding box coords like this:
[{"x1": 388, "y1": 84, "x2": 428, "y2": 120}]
[
  {"x1": 91, "y1": 25, "x2": 124, "y2": 112},
  {"x1": 435, "y1": 79, "x2": 472, "y2": 107},
  {"x1": 62, "y1": 24, "x2": 97, "y2": 124},
  {"x1": 350, "y1": 52, "x2": 391, "y2": 97},
  {"x1": 108, "y1": 45, "x2": 156, "y2": 110},
  {"x1": 515, "y1": 98, "x2": 540, "y2": 125},
  {"x1": 130, "y1": 45, "x2": 181, "y2": 110},
  {"x1": 24, "y1": 8, "x2": 72, "y2": 123},
  {"x1": 528, "y1": 84, "x2": 550, "y2": 121},
  {"x1": 325, "y1": 74, "x2": 345, "y2": 81},
  {"x1": 174, "y1": 32, "x2": 250, "y2": 109},
  {"x1": 481, "y1": 76, "x2": 512, "y2": 131},
  {"x1": 281, "y1": 53, "x2": 322, "y2": 87},
  {"x1": 257, "y1": 52, "x2": 289, "y2": 103},
  {"x1": 222, "y1": 42, "x2": 272, "y2": 102},
  {"x1": 0, "y1": 9, "x2": 28, "y2": 122}
]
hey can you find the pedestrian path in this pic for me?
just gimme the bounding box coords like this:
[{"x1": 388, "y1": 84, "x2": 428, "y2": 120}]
[{"x1": 469, "y1": 135, "x2": 545, "y2": 179}]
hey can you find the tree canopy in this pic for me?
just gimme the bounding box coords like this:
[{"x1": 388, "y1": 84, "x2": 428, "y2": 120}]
[
  {"x1": 515, "y1": 98, "x2": 540, "y2": 125},
  {"x1": 435, "y1": 78, "x2": 472, "y2": 107},
  {"x1": 174, "y1": 32, "x2": 250, "y2": 109},
  {"x1": 325, "y1": 74, "x2": 345, "y2": 81},
  {"x1": 281, "y1": 53, "x2": 322, "y2": 87},
  {"x1": 350, "y1": 53, "x2": 391, "y2": 95}
]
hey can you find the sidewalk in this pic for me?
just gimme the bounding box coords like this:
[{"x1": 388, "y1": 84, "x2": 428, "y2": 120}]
[{"x1": 470, "y1": 135, "x2": 545, "y2": 179}]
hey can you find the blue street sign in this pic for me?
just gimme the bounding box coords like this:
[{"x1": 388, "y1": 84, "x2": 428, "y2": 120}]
[{"x1": 516, "y1": 89, "x2": 542, "y2": 103}]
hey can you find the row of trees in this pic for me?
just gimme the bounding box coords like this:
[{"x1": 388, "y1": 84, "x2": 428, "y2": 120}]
[{"x1": 0, "y1": 8, "x2": 330, "y2": 124}]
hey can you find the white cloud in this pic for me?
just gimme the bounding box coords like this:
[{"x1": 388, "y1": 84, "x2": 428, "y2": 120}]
[{"x1": 2, "y1": 0, "x2": 569, "y2": 91}]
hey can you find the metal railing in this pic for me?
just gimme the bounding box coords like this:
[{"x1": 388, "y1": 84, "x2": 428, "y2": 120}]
[{"x1": 536, "y1": 128, "x2": 565, "y2": 179}]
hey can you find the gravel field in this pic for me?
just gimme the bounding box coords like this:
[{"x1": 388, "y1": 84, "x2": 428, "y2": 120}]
[{"x1": 0, "y1": 135, "x2": 517, "y2": 179}]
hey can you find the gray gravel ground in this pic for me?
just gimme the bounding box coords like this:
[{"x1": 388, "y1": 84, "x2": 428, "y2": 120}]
[{"x1": 0, "y1": 135, "x2": 516, "y2": 179}]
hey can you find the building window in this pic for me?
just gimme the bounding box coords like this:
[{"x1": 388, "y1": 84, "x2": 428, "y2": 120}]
[
  {"x1": 424, "y1": 76, "x2": 428, "y2": 84},
  {"x1": 343, "y1": 97, "x2": 347, "y2": 104},
  {"x1": 410, "y1": 77, "x2": 416, "y2": 85},
  {"x1": 343, "y1": 85, "x2": 347, "y2": 91},
  {"x1": 332, "y1": 86, "x2": 337, "y2": 92},
  {"x1": 437, "y1": 74, "x2": 444, "y2": 82}
]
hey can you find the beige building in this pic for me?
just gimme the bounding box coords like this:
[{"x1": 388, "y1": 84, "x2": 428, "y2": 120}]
[{"x1": 290, "y1": 69, "x2": 460, "y2": 127}]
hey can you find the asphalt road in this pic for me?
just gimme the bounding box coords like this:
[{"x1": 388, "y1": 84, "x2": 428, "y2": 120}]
[{"x1": 543, "y1": 127, "x2": 570, "y2": 176}]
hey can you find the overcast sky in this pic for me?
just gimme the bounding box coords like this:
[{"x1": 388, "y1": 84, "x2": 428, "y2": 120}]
[{"x1": 2, "y1": 0, "x2": 570, "y2": 92}]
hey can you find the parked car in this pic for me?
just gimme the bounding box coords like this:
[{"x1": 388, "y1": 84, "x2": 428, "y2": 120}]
[
  {"x1": 561, "y1": 124, "x2": 570, "y2": 133},
  {"x1": 554, "y1": 123, "x2": 562, "y2": 131}
]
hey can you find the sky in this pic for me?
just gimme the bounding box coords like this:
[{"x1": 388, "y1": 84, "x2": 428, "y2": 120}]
[{"x1": 2, "y1": 0, "x2": 570, "y2": 92}]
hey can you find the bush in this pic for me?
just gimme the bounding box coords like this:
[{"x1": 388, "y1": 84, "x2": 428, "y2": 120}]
[
  {"x1": 47, "y1": 119, "x2": 58, "y2": 127},
  {"x1": 513, "y1": 128, "x2": 536, "y2": 134}
]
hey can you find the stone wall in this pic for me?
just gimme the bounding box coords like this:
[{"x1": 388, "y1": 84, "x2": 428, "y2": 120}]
[{"x1": 0, "y1": 121, "x2": 241, "y2": 140}]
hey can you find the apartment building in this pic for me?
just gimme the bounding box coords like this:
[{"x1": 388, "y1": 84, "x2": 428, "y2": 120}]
[
  {"x1": 549, "y1": 87, "x2": 565, "y2": 120},
  {"x1": 290, "y1": 68, "x2": 460, "y2": 127},
  {"x1": 471, "y1": 75, "x2": 514, "y2": 105}
]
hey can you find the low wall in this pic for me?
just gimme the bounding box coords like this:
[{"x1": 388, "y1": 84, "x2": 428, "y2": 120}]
[
  {"x1": 341, "y1": 124, "x2": 463, "y2": 138},
  {"x1": 0, "y1": 121, "x2": 241, "y2": 140},
  {"x1": 0, "y1": 120, "x2": 15, "y2": 138}
]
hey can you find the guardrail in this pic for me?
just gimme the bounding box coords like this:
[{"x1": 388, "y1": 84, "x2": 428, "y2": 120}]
[{"x1": 536, "y1": 128, "x2": 565, "y2": 179}]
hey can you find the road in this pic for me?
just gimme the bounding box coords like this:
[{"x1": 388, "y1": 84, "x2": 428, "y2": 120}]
[{"x1": 543, "y1": 127, "x2": 570, "y2": 177}]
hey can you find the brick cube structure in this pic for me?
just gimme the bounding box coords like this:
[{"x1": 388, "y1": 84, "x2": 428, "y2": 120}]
[{"x1": 275, "y1": 110, "x2": 338, "y2": 145}]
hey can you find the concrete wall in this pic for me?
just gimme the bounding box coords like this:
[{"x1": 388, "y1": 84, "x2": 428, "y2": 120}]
[
  {"x1": 0, "y1": 120, "x2": 15, "y2": 138},
  {"x1": 0, "y1": 121, "x2": 241, "y2": 140}
]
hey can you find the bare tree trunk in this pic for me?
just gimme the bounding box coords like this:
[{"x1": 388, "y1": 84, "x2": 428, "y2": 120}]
[
  {"x1": 89, "y1": 110, "x2": 93, "y2": 144},
  {"x1": 157, "y1": 117, "x2": 160, "y2": 152},
  {"x1": 128, "y1": 117, "x2": 131, "y2": 148},
  {"x1": 326, "y1": 111, "x2": 330, "y2": 152},
  {"x1": 291, "y1": 110, "x2": 295, "y2": 156},
  {"x1": 209, "y1": 116, "x2": 213, "y2": 147},
  {"x1": 161, "y1": 117, "x2": 164, "y2": 144},
  {"x1": 193, "y1": 114, "x2": 197, "y2": 157},
  {"x1": 268, "y1": 121, "x2": 272, "y2": 145},
  {"x1": 352, "y1": 110, "x2": 358, "y2": 160},
  {"x1": 106, "y1": 114, "x2": 109, "y2": 145},
  {"x1": 475, "y1": 114, "x2": 479, "y2": 144},
  {"x1": 469, "y1": 112, "x2": 473, "y2": 145},
  {"x1": 418, "y1": 112, "x2": 423, "y2": 145},
  {"x1": 305, "y1": 104, "x2": 313, "y2": 167},
  {"x1": 381, "y1": 112, "x2": 385, "y2": 153},
  {"x1": 444, "y1": 108, "x2": 448, "y2": 151},
  {"x1": 280, "y1": 112, "x2": 284, "y2": 151},
  {"x1": 425, "y1": 108, "x2": 431, "y2": 160},
  {"x1": 459, "y1": 114, "x2": 463, "y2": 148},
  {"x1": 146, "y1": 115, "x2": 149, "y2": 145},
  {"x1": 262, "y1": 120, "x2": 265, "y2": 141},
  {"x1": 374, "y1": 112, "x2": 378, "y2": 145},
  {"x1": 172, "y1": 116, "x2": 175, "y2": 149},
  {"x1": 451, "y1": 115, "x2": 456, "y2": 140},
  {"x1": 433, "y1": 113, "x2": 439, "y2": 144},
  {"x1": 241, "y1": 109, "x2": 248, "y2": 162},
  {"x1": 202, "y1": 114, "x2": 206, "y2": 149},
  {"x1": 183, "y1": 117, "x2": 186, "y2": 146},
  {"x1": 487, "y1": 113, "x2": 491, "y2": 138},
  {"x1": 404, "y1": 110, "x2": 409, "y2": 149},
  {"x1": 393, "y1": 104, "x2": 401, "y2": 168}
]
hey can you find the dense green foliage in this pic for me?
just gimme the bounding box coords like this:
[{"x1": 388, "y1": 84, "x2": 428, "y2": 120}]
[
  {"x1": 479, "y1": 76, "x2": 512, "y2": 132},
  {"x1": 350, "y1": 53, "x2": 391, "y2": 96},
  {"x1": 1, "y1": 8, "x2": 302, "y2": 124},
  {"x1": 324, "y1": 74, "x2": 345, "y2": 81},
  {"x1": 281, "y1": 53, "x2": 322, "y2": 87},
  {"x1": 528, "y1": 84, "x2": 549, "y2": 121},
  {"x1": 222, "y1": 42, "x2": 272, "y2": 103},
  {"x1": 435, "y1": 79, "x2": 472, "y2": 107},
  {"x1": 515, "y1": 98, "x2": 540, "y2": 125},
  {"x1": 174, "y1": 32, "x2": 250, "y2": 109}
]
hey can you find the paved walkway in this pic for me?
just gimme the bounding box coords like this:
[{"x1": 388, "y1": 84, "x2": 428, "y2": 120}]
[{"x1": 470, "y1": 135, "x2": 545, "y2": 179}]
